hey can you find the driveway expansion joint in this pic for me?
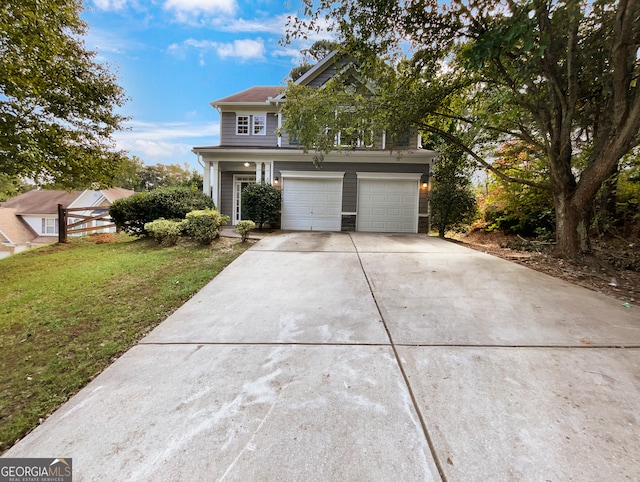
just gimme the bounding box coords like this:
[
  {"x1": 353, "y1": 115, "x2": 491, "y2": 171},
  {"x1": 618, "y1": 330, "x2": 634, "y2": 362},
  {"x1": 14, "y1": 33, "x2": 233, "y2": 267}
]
[{"x1": 348, "y1": 232, "x2": 448, "y2": 482}]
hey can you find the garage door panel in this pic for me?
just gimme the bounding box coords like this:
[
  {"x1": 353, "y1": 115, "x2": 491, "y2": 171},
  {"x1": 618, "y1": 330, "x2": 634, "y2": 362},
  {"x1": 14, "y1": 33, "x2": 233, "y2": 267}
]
[
  {"x1": 357, "y1": 179, "x2": 418, "y2": 233},
  {"x1": 281, "y1": 178, "x2": 342, "y2": 231}
]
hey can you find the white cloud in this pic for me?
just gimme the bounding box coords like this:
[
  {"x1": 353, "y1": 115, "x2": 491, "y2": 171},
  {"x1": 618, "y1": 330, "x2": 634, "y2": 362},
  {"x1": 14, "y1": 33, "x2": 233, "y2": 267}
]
[
  {"x1": 85, "y1": 28, "x2": 138, "y2": 55},
  {"x1": 113, "y1": 120, "x2": 219, "y2": 163},
  {"x1": 169, "y1": 38, "x2": 266, "y2": 63},
  {"x1": 272, "y1": 47, "x2": 306, "y2": 64},
  {"x1": 93, "y1": 0, "x2": 129, "y2": 10},
  {"x1": 212, "y1": 15, "x2": 289, "y2": 34},
  {"x1": 164, "y1": 0, "x2": 237, "y2": 21},
  {"x1": 216, "y1": 39, "x2": 265, "y2": 60},
  {"x1": 122, "y1": 120, "x2": 219, "y2": 140},
  {"x1": 124, "y1": 139, "x2": 194, "y2": 160}
]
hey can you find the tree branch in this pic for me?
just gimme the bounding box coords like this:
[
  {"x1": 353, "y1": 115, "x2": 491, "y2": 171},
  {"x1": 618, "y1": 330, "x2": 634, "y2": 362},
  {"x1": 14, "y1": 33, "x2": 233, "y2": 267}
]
[{"x1": 419, "y1": 123, "x2": 551, "y2": 190}]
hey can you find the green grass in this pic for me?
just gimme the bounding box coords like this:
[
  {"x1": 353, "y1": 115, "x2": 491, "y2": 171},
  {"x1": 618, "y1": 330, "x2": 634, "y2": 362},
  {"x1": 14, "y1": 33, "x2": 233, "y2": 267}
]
[{"x1": 0, "y1": 234, "x2": 250, "y2": 452}]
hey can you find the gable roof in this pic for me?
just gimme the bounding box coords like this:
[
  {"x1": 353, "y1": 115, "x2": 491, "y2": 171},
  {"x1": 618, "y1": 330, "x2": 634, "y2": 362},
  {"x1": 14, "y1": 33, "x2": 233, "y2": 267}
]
[
  {"x1": 101, "y1": 187, "x2": 135, "y2": 203},
  {"x1": 293, "y1": 50, "x2": 340, "y2": 87},
  {"x1": 0, "y1": 208, "x2": 37, "y2": 244},
  {"x1": 212, "y1": 86, "x2": 284, "y2": 107},
  {"x1": 1, "y1": 188, "x2": 134, "y2": 215},
  {"x1": 273, "y1": 51, "x2": 350, "y2": 102},
  {"x1": 1, "y1": 190, "x2": 81, "y2": 215}
]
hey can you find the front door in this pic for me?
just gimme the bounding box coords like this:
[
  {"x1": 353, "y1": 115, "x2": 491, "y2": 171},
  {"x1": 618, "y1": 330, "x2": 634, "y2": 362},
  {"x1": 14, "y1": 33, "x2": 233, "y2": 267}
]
[{"x1": 233, "y1": 175, "x2": 256, "y2": 224}]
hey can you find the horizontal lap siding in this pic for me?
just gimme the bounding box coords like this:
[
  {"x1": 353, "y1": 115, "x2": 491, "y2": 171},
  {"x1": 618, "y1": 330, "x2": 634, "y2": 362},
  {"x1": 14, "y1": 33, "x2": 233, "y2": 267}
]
[
  {"x1": 307, "y1": 63, "x2": 337, "y2": 88},
  {"x1": 220, "y1": 172, "x2": 234, "y2": 222},
  {"x1": 220, "y1": 112, "x2": 279, "y2": 147}
]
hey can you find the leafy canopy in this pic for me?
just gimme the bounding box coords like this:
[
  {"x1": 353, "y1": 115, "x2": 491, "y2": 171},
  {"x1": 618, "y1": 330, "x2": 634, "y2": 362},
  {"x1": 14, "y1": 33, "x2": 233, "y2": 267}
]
[
  {"x1": 0, "y1": 0, "x2": 128, "y2": 188},
  {"x1": 287, "y1": 0, "x2": 640, "y2": 256}
]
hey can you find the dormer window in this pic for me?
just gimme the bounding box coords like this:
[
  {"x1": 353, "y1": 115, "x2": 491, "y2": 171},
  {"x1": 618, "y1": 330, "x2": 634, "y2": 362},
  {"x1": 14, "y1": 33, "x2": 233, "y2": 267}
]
[
  {"x1": 253, "y1": 115, "x2": 266, "y2": 135},
  {"x1": 236, "y1": 115, "x2": 250, "y2": 135}
]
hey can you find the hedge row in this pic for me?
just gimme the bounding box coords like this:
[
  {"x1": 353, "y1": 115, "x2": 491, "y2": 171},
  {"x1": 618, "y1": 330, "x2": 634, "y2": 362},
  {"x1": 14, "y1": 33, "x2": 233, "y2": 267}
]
[{"x1": 109, "y1": 187, "x2": 214, "y2": 236}]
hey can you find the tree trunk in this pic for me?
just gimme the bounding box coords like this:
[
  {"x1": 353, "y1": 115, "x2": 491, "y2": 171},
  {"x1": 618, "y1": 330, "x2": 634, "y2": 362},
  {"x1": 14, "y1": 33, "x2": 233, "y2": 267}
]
[{"x1": 554, "y1": 193, "x2": 591, "y2": 258}]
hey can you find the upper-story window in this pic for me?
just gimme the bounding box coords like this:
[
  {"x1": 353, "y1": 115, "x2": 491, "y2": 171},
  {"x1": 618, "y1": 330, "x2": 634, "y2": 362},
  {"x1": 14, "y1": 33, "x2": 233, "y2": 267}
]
[
  {"x1": 335, "y1": 124, "x2": 374, "y2": 148},
  {"x1": 236, "y1": 115, "x2": 250, "y2": 135},
  {"x1": 253, "y1": 115, "x2": 266, "y2": 135}
]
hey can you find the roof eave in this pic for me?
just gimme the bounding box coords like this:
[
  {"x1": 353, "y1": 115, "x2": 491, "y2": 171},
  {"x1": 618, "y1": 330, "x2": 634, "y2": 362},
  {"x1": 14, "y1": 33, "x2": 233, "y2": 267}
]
[{"x1": 211, "y1": 101, "x2": 275, "y2": 108}]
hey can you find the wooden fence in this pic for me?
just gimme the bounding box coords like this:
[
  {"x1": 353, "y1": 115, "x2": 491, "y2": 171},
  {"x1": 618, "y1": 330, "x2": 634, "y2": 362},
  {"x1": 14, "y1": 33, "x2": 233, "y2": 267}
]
[{"x1": 58, "y1": 204, "x2": 117, "y2": 243}]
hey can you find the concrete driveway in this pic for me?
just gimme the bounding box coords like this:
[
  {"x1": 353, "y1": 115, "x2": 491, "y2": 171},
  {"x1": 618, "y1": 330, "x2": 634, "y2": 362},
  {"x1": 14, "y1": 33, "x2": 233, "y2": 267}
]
[{"x1": 4, "y1": 232, "x2": 640, "y2": 481}]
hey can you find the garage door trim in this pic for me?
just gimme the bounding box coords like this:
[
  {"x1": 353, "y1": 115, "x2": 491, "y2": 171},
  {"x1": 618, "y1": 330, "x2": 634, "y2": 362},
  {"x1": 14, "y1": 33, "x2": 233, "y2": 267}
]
[
  {"x1": 356, "y1": 172, "x2": 423, "y2": 181},
  {"x1": 280, "y1": 170, "x2": 346, "y2": 180}
]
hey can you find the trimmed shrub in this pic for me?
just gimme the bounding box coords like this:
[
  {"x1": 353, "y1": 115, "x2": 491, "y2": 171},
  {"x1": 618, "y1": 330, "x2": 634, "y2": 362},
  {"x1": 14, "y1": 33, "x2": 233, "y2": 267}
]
[
  {"x1": 183, "y1": 209, "x2": 230, "y2": 245},
  {"x1": 241, "y1": 182, "x2": 281, "y2": 229},
  {"x1": 144, "y1": 218, "x2": 183, "y2": 246},
  {"x1": 110, "y1": 187, "x2": 214, "y2": 236},
  {"x1": 236, "y1": 220, "x2": 256, "y2": 242}
]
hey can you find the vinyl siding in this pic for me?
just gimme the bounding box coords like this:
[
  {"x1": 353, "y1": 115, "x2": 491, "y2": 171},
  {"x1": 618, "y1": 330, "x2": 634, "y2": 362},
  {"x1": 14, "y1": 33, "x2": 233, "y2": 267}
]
[
  {"x1": 220, "y1": 112, "x2": 279, "y2": 147},
  {"x1": 220, "y1": 172, "x2": 235, "y2": 222},
  {"x1": 307, "y1": 63, "x2": 337, "y2": 88}
]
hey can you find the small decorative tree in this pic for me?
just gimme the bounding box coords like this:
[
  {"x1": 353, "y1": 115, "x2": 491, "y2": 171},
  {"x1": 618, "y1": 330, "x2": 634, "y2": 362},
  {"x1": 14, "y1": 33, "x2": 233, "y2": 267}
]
[
  {"x1": 430, "y1": 143, "x2": 477, "y2": 238},
  {"x1": 241, "y1": 183, "x2": 281, "y2": 229}
]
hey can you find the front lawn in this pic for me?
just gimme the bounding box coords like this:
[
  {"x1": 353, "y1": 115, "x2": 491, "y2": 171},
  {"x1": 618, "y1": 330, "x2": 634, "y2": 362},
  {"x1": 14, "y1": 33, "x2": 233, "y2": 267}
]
[{"x1": 0, "y1": 234, "x2": 250, "y2": 452}]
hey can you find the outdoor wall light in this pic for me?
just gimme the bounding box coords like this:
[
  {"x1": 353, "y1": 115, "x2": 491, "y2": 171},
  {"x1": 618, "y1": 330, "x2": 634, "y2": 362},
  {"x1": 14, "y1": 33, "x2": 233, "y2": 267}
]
[
  {"x1": 274, "y1": 177, "x2": 279, "y2": 184},
  {"x1": 422, "y1": 181, "x2": 428, "y2": 189},
  {"x1": 243, "y1": 162, "x2": 251, "y2": 167}
]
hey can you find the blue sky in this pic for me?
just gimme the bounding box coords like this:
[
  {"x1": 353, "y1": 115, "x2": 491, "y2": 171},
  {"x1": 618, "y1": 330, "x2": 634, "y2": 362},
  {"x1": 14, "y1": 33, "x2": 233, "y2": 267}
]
[{"x1": 81, "y1": 0, "x2": 331, "y2": 170}]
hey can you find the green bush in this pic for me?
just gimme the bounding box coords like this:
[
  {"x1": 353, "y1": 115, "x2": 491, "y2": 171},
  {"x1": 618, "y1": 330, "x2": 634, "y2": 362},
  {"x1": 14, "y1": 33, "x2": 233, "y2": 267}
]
[
  {"x1": 241, "y1": 183, "x2": 281, "y2": 229},
  {"x1": 236, "y1": 220, "x2": 256, "y2": 242},
  {"x1": 183, "y1": 209, "x2": 230, "y2": 245},
  {"x1": 144, "y1": 218, "x2": 184, "y2": 246},
  {"x1": 110, "y1": 187, "x2": 214, "y2": 236}
]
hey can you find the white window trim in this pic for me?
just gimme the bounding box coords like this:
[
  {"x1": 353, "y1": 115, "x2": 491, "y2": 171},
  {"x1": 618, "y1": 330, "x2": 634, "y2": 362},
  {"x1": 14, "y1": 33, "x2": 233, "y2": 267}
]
[
  {"x1": 236, "y1": 115, "x2": 250, "y2": 136},
  {"x1": 42, "y1": 217, "x2": 58, "y2": 235},
  {"x1": 253, "y1": 114, "x2": 267, "y2": 136}
]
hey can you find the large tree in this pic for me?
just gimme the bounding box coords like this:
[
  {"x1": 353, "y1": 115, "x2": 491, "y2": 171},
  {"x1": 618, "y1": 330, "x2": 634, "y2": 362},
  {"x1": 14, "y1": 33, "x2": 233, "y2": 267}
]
[
  {"x1": 0, "y1": 0, "x2": 128, "y2": 188},
  {"x1": 287, "y1": 0, "x2": 640, "y2": 257}
]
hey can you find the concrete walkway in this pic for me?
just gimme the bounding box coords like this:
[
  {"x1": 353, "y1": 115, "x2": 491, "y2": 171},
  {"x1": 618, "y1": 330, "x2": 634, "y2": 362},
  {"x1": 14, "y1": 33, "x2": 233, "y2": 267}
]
[{"x1": 4, "y1": 232, "x2": 640, "y2": 481}]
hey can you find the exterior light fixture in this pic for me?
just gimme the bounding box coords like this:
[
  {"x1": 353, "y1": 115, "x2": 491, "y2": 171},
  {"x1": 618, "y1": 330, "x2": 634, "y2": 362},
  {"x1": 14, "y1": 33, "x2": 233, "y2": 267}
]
[
  {"x1": 243, "y1": 162, "x2": 251, "y2": 167},
  {"x1": 274, "y1": 177, "x2": 279, "y2": 184},
  {"x1": 422, "y1": 181, "x2": 428, "y2": 189}
]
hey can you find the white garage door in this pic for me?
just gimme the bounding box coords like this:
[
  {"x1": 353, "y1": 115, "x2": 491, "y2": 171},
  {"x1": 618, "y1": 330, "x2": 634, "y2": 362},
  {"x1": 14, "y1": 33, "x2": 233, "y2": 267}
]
[
  {"x1": 357, "y1": 176, "x2": 420, "y2": 233},
  {"x1": 281, "y1": 174, "x2": 343, "y2": 231}
]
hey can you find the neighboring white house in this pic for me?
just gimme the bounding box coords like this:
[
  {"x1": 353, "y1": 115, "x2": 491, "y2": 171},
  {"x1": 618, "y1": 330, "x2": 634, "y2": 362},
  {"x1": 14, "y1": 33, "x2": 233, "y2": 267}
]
[
  {"x1": 193, "y1": 51, "x2": 438, "y2": 233},
  {"x1": 0, "y1": 188, "x2": 133, "y2": 257}
]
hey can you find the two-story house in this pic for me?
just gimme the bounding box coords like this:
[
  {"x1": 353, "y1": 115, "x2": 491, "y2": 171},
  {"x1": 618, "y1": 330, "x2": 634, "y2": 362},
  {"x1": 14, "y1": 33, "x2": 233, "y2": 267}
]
[{"x1": 192, "y1": 52, "x2": 438, "y2": 233}]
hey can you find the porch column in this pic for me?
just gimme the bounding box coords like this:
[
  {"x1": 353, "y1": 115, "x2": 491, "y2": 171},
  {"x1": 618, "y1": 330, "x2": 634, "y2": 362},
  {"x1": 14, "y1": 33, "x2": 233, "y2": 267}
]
[
  {"x1": 211, "y1": 161, "x2": 220, "y2": 208},
  {"x1": 255, "y1": 162, "x2": 263, "y2": 183},
  {"x1": 265, "y1": 162, "x2": 272, "y2": 185},
  {"x1": 202, "y1": 158, "x2": 211, "y2": 196}
]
